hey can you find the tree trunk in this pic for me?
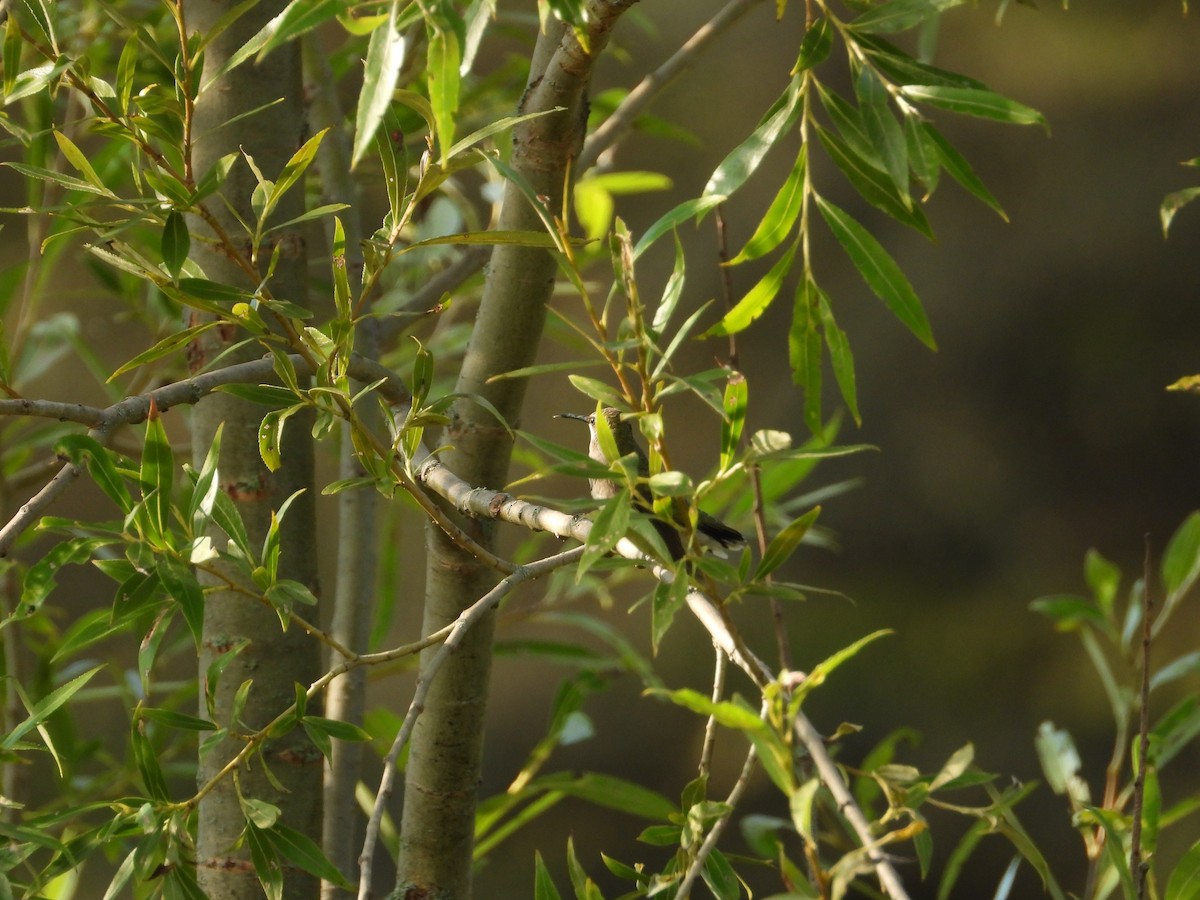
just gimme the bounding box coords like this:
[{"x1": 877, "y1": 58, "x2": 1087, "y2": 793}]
[
  {"x1": 396, "y1": 5, "x2": 636, "y2": 897},
  {"x1": 188, "y1": 2, "x2": 322, "y2": 897}
]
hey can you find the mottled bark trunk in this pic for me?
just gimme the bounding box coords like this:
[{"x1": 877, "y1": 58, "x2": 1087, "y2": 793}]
[
  {"x1": 188, "y1": 2, "x2": 322, "y2": 897},
  {"x1": 395, "y1": 5, "x2": 637, "y2": 898}
]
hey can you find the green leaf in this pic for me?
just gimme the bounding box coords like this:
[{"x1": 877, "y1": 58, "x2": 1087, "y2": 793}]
[
  {"x1": 1162, "y1": 187, "x2": 1200, "y2": 238},
  {"x1": 259, "y1": 127, "x2": 329, "y2": 225},
  {"x1": 901, "y1": 84, "x2": 1048, "y2": 130},
  {"x1": 794, "y1": 629, "x2": 892, "y2": 703},
  {"x1": 53, "y1": 130, "x2": 109, "y2": 193},
  {"x1": 855, "y1": 66, "x2": 908, "y2": 201},
  {"x1": 539, "y1": 772, "x2": 676, "y2": 821},
  {"x1": 1165, "y1": 836, "x2": 1200, "y2": 900},
  {"x1": 534, "y1": 852, "x2": 564, "y2": 900},
  {"x1": 58, "y1": 434, "x2": 134, "y2": 513},
  {"x1": 110, "y1": 322, "x2": 219, "y2": 380},
  {"x1": 261, "y1": 824, "x2": 354, "y2": 889},
  {"x1": 2, "y1": 665, "x2": 102, "y2": 750},
  {"x1": 756, "y1": 506, "x2": 821, "y2": 579},
  {"x1": 653, "y1": 688, "x2": 764, "y2": 731},
  {"x1": 428, "y1": 24, "x2": 461, "y2": 163},
  {"x1": 850, "y1": 0, "x2": 967, "y2": 34},
  {"x1": 815, "y1": 124, "x2": 933, "y2": 238},
  {"x1": 650, "y1": 574, "x2": 688, "y2": 652},
  {"x1": 728, "y1": 144, "x2": 806, "y2": 266},
  {"x1": 702, "y1": 239, "x2": 798, "y2": 337},
  {"x1": 720, "y1": 378, "x2": 748, "y2": 471},
  {"x1": 789, "y1": 278, "x2": 823, "y2": 433},
  {"x1": 141, "y1": 414, "x2": 174, "y2": 540},
  {"x1": 161, "y1": 211, "x2": 190, "y2": 278},
  {"x1": 1163, "y1": 511, "x2": 1200, "y2": 599},
  {"x1": 652, "y1": 230, "x2": 688, "y2": 333},
  {"x1": 157, "y1": 558, "x2": 204, "y2": 647},
  {"x1": 793, "y1": 17, "x2": 832, "y2": 73},
  {"x1": 138, "y1": 707, "x2": 218, "y2": 732},
  {"x1": 352, "y1": 2, "x2": 407, "y2": 169},
  {"x1": 701, "y1": 848, "x2": 739, "y2": 900},
  {"x1": 2, "y1": 162, "x2": 116, "y2": 197},
  {"x1": 923, "y1": 122, "x2": 1007, "y2": 220},
  {"x1": 567, "y1": 375, "x2": 626, "y2": 409},
  {"x1": 578, "y1": 492, "x2": 632, "y2": 579},
  {"x1": 704, "y1": 78, "x2": 803, "y2": 201},
  {"x1": 815, "y1": 195, "x2": 936, "y2": 349},
  {"x1": 818, "y1": 293, "x2": 860, "y2": 425},
  {"x1": 634, "y1": 195, "x2": 724, "y2": 259}
]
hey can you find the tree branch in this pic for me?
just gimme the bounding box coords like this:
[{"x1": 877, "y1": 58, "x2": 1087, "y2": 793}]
[
  {"x1": 357, "y1": 544, "x2": 587, "y2": 900},
  {"x1": 579, "y1": 0, "x2": 765, "y2": 172}
]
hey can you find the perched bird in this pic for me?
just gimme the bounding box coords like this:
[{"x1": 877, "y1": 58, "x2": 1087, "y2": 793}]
[{"x1": 558, "y1": 407, "x2": 745, "y2": 561}]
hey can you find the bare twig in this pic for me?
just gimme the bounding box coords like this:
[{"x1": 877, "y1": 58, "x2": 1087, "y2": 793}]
[
  {"x1": 698, "y1": 650, "x2": 728, "y2": 777},
  {"x1": 356, "y1": 544, "x2": 587, "y2": 900},
  {"x1": 578, "y1": 0, "x2": 766, "y2": 172}
]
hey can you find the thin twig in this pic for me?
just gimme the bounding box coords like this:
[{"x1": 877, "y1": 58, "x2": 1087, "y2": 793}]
[
  {"x1": 356, "y1": 545, "x2": 587, "y2": 900},
  {"x1": 676, "y1": 730, "x2": 760, "y2": 899},
  {"x1": 698, "y1": 650, "x2": 728, "y2": 777},
  {"x1": 578, "y1": 0, "x2": 765, "y2": 172}
]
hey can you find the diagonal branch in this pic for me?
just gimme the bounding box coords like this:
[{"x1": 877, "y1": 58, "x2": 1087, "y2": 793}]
[{"x1": 356, "y1": 544, "x2": 587, "y2": 900}]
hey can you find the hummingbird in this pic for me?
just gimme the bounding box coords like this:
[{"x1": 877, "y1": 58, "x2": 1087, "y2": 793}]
[{"x1": 558, "y1": 407, "x2": 745, "y2": 561}]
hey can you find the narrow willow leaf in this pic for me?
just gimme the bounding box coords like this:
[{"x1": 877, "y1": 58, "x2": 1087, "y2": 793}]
[
  {"x1": 904, "y1": 113, "x2": 941, "y2": 195},
  {"x1": 254, "y1": 0, "x2": 343, "y2": 61},
  {"x1": 815, "y1": 124, "x2": 933, "y2": 238},
  {"x1": 141, "y1": 414, "x2": 174, "y2": 540},
  {"x1": 2, "y1": 162, "x2": 116, "y2": 198},
  {"x1": 534, "y1": 852, "x2": 564, "y2": 900},
  {"x1": 161, "y1": 211, "x2": 190, "y2": 278},
  {"x1": 53, "y1": 130, "x2": 108, "y2": 193},
  {"x1": 793, "y1": 17, "x2": 832, "y2": 73},
  {"x1": 1161, "y1": 186, "x2": 1200, "y2": 238},
  {"x1": 262, "y1": 824, "x2": 355, "y2": 889},
  {"x1": 789, "y1": 278, "x2": 823, "y2": 433},
  {"x1": 651, "y1": 575, "x2": 688, "y2": 653},
  {"x1": 901, "y1": 84, "x2": 1048, "y2": 130},
  {"x1": 446, "y1": 108, "x2": 564, "y2": 159},
  {"x1": 816, "y1": 195, "x2": 936, "y2": 349},
  {"x1": 157, "y1": 558, "x2": 204, "y2": 647},
  {"x1": 3, "y1": 666, "x2": 102, "y2": 749},
  {"x1": 702, "y1": 239, "x2": 798, "y2": 337},
  {"x1": 855, "y1": 66, "x2": 909, "y2": 202},
  {"x1": 261, "y1": 127, "x2": 329, "y2": 224},
  {"x1": 857, "y1": 33, "x2": 986, "y2": 89},
  {"x1": 428, "y1": 25, "x2": 461, "y2": 163},
  {"x1": 850, "y1": 0, "x2": 967, "y2": 34},
  {"x1": 351, "y1": 2, "x2": 406, "y2": 169},
  {"x1": 1164, "y1": 837, "x2": 1200, "y2": 900},
  {"x1": 720, "y1": 377, "x2": 748, "y2": 471},
  {"x1": 651, "y1": 230, "x2": 687, "y2": 334},
  {"x1": 578, "y1": 492, "x2": 631, "y2": 581},
  {"x1": 3, "y1": 15, "x2": 21, "y2": 95},
  {"x1": 1162, "y1": 511, "x2": 1200, "y2": 599},
  {"x1": 728, "y1": 144, "x2": 806, "y2": 266},
  {"x1": 568, "y1": 375, "x2": 627, "y2": 409},
  {"x1": 818, "y1": 292, "x2": 860, "y2": 425},
  {"x1": 633, "y1": 195, "x2": 724, "y2": 259},
  {"x1": 704, "y1": 77, "x2": 803, "y2": 200},
  {"x1": 922, "y1": 122, "x2": 1006, "y2": 219},
  {"x1": 756, "y1": 506, "x2": 820, "y2": 579}
]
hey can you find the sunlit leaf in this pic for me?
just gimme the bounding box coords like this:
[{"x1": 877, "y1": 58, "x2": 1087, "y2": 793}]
[
  {"x1": 728, "y1": 144, "x2": 806, "y2": 266},
  {"x1": 703, "y1": 239, "x2": 798, "y2": 337},
  {"x1": 352, "y1": 2, "x2": 407, "y2": 169},
  {"x1": 816, "y1": 195, "x2": 936, "y2": 349},
  {"x1": 901, "y1": 84, "x2": 1048, "y2": 130}
]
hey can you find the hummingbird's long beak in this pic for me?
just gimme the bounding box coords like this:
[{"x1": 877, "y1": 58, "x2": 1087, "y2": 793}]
[{"x1": 556, "y1": 412, "x2": 589, "y2": 422}]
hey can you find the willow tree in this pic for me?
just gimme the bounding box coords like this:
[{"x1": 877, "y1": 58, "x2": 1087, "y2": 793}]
[{"x1": 0, "y1": 1, "x2": 1131, "y2": 899}]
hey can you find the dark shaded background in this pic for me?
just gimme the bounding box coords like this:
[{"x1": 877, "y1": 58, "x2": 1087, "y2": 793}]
[{"x1": 9, "y1": 1, "x2": 1200, "y2": 897}]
